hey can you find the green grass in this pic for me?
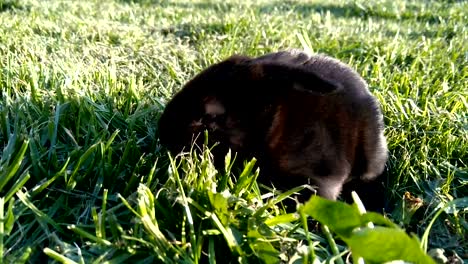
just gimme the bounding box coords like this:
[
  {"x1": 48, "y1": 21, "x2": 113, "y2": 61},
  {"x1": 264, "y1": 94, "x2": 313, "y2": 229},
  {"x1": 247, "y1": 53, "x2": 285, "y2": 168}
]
[{"x1": 0, "y1": 0, "x2": 467, "y2": 262}]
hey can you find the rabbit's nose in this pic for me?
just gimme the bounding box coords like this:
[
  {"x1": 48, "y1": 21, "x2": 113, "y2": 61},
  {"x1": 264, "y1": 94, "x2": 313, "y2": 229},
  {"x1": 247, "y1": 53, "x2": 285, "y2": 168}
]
[{"x1": 189, "y1": 120, "x2": 204, "y2": 132}]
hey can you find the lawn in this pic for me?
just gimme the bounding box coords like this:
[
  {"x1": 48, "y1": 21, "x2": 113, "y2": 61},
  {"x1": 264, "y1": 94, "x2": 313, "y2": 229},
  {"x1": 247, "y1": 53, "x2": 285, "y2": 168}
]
[{"x1": 0, "y1": 0, "x2": 466, "y2": 263}]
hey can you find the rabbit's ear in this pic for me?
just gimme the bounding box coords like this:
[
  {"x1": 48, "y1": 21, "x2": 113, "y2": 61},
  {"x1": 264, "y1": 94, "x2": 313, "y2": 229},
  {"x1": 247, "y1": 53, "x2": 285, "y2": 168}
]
[{"x1": 253, "y1": 63, "x2": 341, "y2": 94}]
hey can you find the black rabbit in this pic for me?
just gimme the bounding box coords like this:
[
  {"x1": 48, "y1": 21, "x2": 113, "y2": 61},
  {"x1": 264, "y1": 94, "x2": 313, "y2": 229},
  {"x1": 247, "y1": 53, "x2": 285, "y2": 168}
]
[{"x1": 158, "y1": 50, "x2": 388, "y2": 205}]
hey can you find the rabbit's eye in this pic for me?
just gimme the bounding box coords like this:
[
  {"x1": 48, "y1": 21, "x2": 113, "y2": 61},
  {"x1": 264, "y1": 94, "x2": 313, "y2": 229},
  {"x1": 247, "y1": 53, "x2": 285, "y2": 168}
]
[{"x1": 202, "y1": 113, "x2": 214, "y2": 122}]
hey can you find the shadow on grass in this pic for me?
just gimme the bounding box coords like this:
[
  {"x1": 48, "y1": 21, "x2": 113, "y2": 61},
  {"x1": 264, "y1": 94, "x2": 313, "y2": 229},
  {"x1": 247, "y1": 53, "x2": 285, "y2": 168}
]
[
  {"x1": 165, "y1": 1, "x2": 235, "y2": 11},
  {"x1": 0, "y1": 0, "x2": 24, "y2": 13},
  {"x1": 118, "y1": 0, "x2": 445, "y2": 25},
  {"x1": 118, "y1": 0, "x2": 235, "y2": 12},
  {"x1": 160, "y1": 21, "x2": 231, "y2": 43},
  {"x1": 258, "y1": 1, "x2": 443, "y2": 24},
  {"x1": 117, "y1": 0, "x2": 167, "y2": 3}
]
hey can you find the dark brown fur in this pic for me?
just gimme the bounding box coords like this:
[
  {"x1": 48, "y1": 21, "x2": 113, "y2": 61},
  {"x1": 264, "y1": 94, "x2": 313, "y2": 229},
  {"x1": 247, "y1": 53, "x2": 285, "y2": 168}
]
[{"x1": 158, "y1": 50, "x2": 388, "y2": 203}]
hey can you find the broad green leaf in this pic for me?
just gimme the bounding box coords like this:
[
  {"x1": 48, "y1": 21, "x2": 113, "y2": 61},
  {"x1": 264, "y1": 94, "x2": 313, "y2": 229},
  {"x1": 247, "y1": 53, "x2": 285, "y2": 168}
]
[
  {"x1": 301, "y1": 196, "x2": 362, "y2": 237},
  {"x1": 361, "y1": 212, "x2": 401, "y2": 229},
  {"x1": 344, "y1": 227, "x2": 436, "y2": 264}
]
